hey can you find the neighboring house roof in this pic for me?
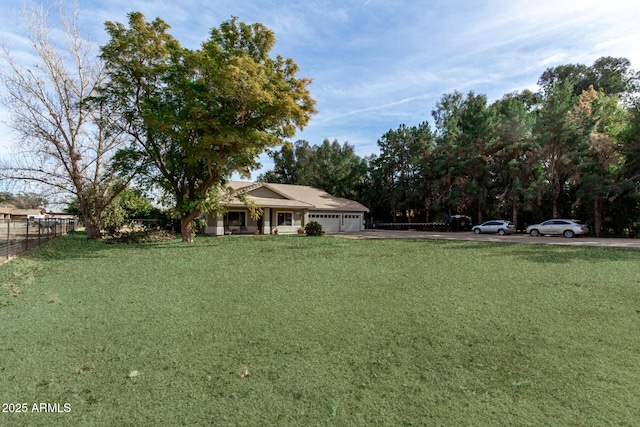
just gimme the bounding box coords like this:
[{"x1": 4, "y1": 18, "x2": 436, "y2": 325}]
[
  {"x1": 0, "y1": 204, "x2": 46, "y2": 217},
  {"x1": 47, "y1": 212, "x2": 77, "y2": 218},
  {"x1": 226, "y1": 181, "x2": 369, "y2": 212}
]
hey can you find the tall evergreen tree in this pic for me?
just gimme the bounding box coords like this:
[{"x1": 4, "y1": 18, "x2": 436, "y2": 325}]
[{"x1": 489, "y1": 91, "x2": 538, "y2": 230}]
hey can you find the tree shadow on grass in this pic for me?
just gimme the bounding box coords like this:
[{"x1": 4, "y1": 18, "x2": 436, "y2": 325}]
[
  {"x1": 32, "y1": 232, "x2": 277, "y2": 261},
  {"x1": 17, "y1": 230, "x2": 179, "y2": 263},
  {"x1": 15, "y1": 231, "x2": 108, "y2": 262}
]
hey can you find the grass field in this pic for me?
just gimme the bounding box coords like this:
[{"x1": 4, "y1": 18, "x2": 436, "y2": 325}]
[{"x1": 1, "y1": 232, "x2": 639, "y2": 426}]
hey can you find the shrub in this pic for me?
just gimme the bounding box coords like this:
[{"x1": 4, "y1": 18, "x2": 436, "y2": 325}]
[
  {"x1": 304, "y1": 221, "x2": 325, "y2": 237},
  {"x1": 104, "y1": 229, "x2": 175, "y2": 244}
]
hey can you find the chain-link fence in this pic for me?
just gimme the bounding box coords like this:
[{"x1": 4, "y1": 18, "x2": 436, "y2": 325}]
[{"x1": 0, "y1": 218, "x2": 76, "y2": 261}]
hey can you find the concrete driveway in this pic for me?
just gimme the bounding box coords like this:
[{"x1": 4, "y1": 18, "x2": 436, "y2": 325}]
[{"x1": 333, "y1": 229, "x2": 640, "y2": 249}]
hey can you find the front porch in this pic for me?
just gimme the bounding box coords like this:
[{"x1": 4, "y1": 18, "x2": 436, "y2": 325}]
[{"x1": 203, "y1": 207, "x2": 306, "y2": 236}]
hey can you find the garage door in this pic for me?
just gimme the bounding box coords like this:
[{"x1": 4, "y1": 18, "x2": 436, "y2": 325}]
[
  {"x1": 308, "y1": 213, "x2": 341, "y2": 233},
  {"x1": 343, "y1": 214, "x2": 362, "y2": 232}
]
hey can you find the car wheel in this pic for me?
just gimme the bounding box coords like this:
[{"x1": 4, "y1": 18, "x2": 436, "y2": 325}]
[
  {"x1": 530, "y1": 229, "x2": 540, "y2": 237},
  {"x1": 563, "y1": 230, "x2": 574, "y2": 238},
  {"x1": 473, "y1": 228, "x2": 481, "y2": 234},
  {"x1": 498, "y1": 229, "x2": 505, "y2": 236}
]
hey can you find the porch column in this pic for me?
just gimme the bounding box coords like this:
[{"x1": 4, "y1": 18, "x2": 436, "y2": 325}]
[{"x1": 262, "y1": 208, "x2": 270, "y2": 234}]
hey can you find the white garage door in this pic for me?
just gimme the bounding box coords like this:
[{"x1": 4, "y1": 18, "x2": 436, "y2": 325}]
[
  {"x1": 308, "y1": 213, "x2": 341, "y2": 233},
  {"x1": 343, "y1": 214, "x2": 362, "y2": 232}
]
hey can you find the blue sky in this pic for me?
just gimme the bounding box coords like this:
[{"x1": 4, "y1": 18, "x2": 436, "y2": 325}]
[{"x1": 1, "y1": 0, "x2": 640, "y2": 180}]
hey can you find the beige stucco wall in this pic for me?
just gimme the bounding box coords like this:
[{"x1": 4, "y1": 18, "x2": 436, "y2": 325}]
[
  {"x1": 270, "y1": 209, "x2": 304, "y2": 234},
  {"x1": 250, "y1": 187, "x2": 286, "y2": 199},
  {"x1": 203, "y1": 208, "x2": 365, "y2": 235},
  {"x1": 203, "y1": 208, "x2": 305, "y2": 235}
]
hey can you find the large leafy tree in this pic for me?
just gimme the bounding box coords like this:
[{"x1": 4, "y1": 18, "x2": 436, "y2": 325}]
[
  {"x1": 0, "y1": 192, "x2": 48, "y2": 209},
  {"x1": 589, "y1": 56, "x2": 637, "y2": 96},
  {"x1": 259, "y1": 138, "x2": 367, "y2": 201},
  {"x1": 539, "y1": 56, "x2": 636, "y2": 98},
  {"x1": 612, "y1": 97, "x2": 640, "y2": 235},
  {"x1": 259, "y1": 140, "x2": 312, "y2": 185},
  {"x1": 99, "y1": 13, "x2": 316, "y2": 241},
  {"x1": 536, "y1": 57, "x2": 638, "y2": 224},
  {"x1": 308, "y1": 139, "x2": 367, "y2": 201},
  {"x1": 568, "y1": 87, "x2": 624, "y2": 236}
]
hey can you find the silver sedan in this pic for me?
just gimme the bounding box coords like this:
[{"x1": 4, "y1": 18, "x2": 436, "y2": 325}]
[
  {"x1": 526, "y1": 219, "x2": 588, "y2": 238},
  {"x1": 471, "y1": 220, "x2": 514, "y2": 235}
]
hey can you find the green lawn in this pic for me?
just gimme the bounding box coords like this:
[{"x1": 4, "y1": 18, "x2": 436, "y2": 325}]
[{"x1": 1, "y1": 232, "x2": 639, "y2": 426}]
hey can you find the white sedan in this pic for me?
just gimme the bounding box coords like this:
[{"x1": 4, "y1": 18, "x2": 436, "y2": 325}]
[
  {"x1": 471, "y1": 220, "x2": 514, "y2": 235},
  {"x1": 526, "y1": 219, "x2": 588, "y2": 238}
]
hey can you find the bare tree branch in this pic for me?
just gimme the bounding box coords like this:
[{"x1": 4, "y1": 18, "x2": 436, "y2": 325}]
[{"x1": 0, "y1": 2, "x2": 130, "y2": 239}]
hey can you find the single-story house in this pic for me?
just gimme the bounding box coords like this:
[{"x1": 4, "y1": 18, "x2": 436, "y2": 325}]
[
  {"x1": 46, "y1": 212, "x2": 78, "y2": 221},
  {"x1": 203, "y1": 181, "x2": 369, "y2": 235},
  {"x1": 0, "y1": 204, "x2": 46, "y2": 220}
]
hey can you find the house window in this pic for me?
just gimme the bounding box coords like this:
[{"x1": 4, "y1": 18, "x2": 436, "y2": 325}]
[
  {"x1": 277, "y1": 212, "x2": 292, "y2": 226},
  {"x1": 224, "y1": 211, "x2": 245, "y2": 227}
]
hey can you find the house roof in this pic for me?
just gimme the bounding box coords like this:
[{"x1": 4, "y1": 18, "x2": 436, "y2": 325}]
[
  {"x1": 226, "y1": 196, "x2": 313, "y2": 209},
  {"x1": 227, "y1": 181, "x2": 369, "y2": 212},
  {"x1": 0, "y1": 204, "x2": 46, "y2": 216}
]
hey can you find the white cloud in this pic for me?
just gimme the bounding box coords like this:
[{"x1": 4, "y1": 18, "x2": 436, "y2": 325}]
[{"x1": 2, "y1": 0, "x2": 640, "y2": 175}]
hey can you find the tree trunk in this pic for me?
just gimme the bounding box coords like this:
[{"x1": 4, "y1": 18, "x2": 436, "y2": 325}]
[
  {"x1": 0, "y1": 4, "x2": 128, "y2": 243},
  {"x1": 80, "y1": 202, "x2": 103, "y2": 240},
  {"x1": 476, "y1": 190, "x2": 484, "y2": 225},
  {"x1": 180, "y1": 210, "x2": 201, "y2": 243},
  {"x1": 594, "y1": 198, "x2": 602, "y2": 238},
  {"x1": 180, "y1": 219, "x2": 194, "y2": 243},
  {"x1": 424, "y1": 199, "x2": 431, "y2": 222},
  {"x1": 85, "y1": 219, "x2": 103, "y2": 240},
  {"x1": 512, "y1": 201, "x2": 519, "y2": 234}
]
